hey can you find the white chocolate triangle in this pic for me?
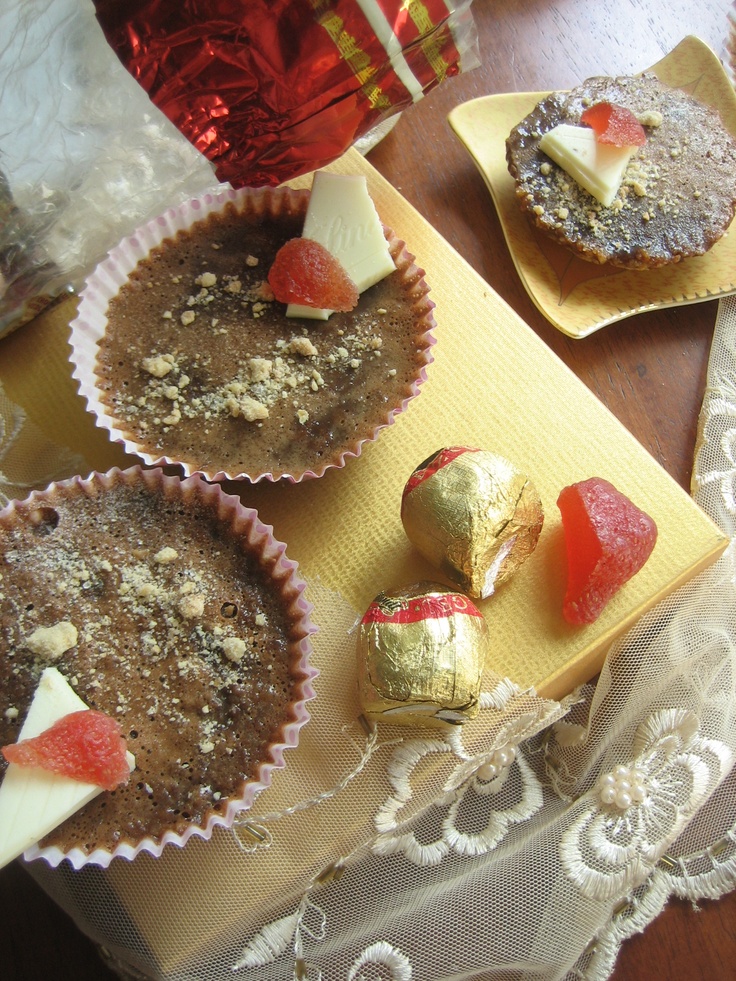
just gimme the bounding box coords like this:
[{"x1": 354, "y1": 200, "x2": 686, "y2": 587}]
[
  {"x1": 0, "y1": 667, "x2": 134, "y2": 869},
  {"x1": 287, "y1": 171, "x2": 395, "y2": 320},
  {"x1": 539, "y1": 124, "x2": 636, "y2": 207}
]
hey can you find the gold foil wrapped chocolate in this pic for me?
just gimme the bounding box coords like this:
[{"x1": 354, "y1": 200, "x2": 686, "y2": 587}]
[
  {"x1": 356, "y1": 581, "x2": 487, "y2": 728},
  {"x1": 401, "y1": 447, "x2": 544, "y2": 599}
]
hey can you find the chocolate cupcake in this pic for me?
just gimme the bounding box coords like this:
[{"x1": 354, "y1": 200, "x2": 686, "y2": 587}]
[
  {"x1": 69, "y1": 184, "x2": 436, "y2": 482},
  {"x1": 506, "y1": 73, "x2": 736, "y2": 269},
  {"x1": 0, "y1": 466, "x2": 316, "y2": 867}
]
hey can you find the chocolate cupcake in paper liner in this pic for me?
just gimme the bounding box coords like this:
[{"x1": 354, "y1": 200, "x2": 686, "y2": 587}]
[
  {"x1": 0, "y1": 466, "x2": 317, "y2": 869},
  {"x1": 69, "y1": 184, "x2": 436, "y2": 483}
]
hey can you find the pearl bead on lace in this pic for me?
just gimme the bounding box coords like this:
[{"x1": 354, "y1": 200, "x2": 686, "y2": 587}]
[
  {"x1": 477, "y1": 745, "x2": 516, "y2": 782},
  {"x1": 596, "y1": 764, "x2": 648, "y2": 810}
]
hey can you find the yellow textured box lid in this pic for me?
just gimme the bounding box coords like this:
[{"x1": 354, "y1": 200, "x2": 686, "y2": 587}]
[
  {"x1": 0, "y1": 148, "x2": 726, "y2": 703},
  {"x1": 4, "y1": 148, "x2": 727, "y2": 973}
]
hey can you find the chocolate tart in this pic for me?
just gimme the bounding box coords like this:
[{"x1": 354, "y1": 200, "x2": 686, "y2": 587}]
[
  {"x1": 506, "y1": 73, "x2": 736, "y2": 269},
  {"x1": 70, "y1": 185, "x2": 435, "y2": 482}
]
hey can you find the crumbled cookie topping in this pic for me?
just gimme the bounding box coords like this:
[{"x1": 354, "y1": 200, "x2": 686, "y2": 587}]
[
  {"x1": 118, "y1": 264, "x2": 390, "y2": 433},
  {"x1": 25, "y1": 621, "x2": 78, "y2": 661}
]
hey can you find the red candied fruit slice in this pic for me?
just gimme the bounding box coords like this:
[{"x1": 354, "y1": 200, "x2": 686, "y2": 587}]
[
  {"x1": 581, "y1": 102, "x2": 647, "y2": 147},
  {"x1": 557, "y1": 477, "x2": 657, "y2": 625},
  {"x1": 268, "y1": 237, "x2": 359, "y2": 312},
  {"x1": 2, "y1": 709, "x2": 130, "y2": 791}
]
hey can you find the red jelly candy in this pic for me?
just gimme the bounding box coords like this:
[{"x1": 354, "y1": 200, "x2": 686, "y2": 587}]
[
  {"x1": 581, "y1": 102, "x2": 647, "y2": 147},
  {"x1": 2, "y1": 709, "x2": 130, "y2": 791},
  {"x1": 557, "y1": 477, "x2": 657, "y2": 625},
  {"x1": 267, "y1": 238, "x2": 359, "y2": 312}
]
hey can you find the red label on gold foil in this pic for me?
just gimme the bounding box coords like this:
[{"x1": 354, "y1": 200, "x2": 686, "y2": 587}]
[
  {"x1": 356, "y1": 581, "x2": 487, "y2": 728},
  {"x1": 402, "y1": 446, "x2": 477, "y2": 500},
  {"x1": 361, "y1": 589, "x2": 483, "y2": 625},
  {"x1": 400, "y1": 449, "x2": 545, "y2": 599}
]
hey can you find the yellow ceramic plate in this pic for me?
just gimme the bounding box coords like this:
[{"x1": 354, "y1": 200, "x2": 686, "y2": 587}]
[{"x1": 448, "y1": 36, "x2": 736, "y2": 338}]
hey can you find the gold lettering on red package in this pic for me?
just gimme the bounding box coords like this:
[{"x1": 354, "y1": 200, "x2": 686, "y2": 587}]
[
  {"x1": 401, "y1": 447, "x2": 544, "y2": 599},
  {"x1": 356, "y1": 582, "x2": 487, "y2": 728}
]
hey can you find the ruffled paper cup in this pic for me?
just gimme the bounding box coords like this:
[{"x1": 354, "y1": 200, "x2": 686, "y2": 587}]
[
  {"x1": 69, "y1": 185, "x2": 436, "y2": 483},
  {"x1": 0, "y1": 465, "x2": 317, "y2": 869}
]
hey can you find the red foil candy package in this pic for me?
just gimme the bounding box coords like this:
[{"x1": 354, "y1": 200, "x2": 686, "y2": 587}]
[{"x1": 93, "y1": 0, "x2": 479, "y2": 188}]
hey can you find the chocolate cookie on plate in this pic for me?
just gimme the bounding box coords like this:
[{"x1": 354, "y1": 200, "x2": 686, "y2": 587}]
[{"x1": 506, "y1": 73, "x2": 736, "y2": 269}]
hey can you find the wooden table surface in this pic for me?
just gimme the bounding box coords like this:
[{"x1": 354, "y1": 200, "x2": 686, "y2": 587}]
[{"x1": 4, "y1": 0, "x2": 736, "y2": 977}]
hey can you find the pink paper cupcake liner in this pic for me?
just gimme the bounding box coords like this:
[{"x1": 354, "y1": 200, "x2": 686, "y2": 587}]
[
  {"x1": 0, "y1": 465, "x2": 317, "y2": 869},
  {"x1": 68, "y1": 185, "x2": 436, "y2": 483}
]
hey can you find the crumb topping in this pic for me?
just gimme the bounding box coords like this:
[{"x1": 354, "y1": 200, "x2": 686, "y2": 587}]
[
  {"x1": 123, "y1": 268, "x2": 390, "y2": 427},
  {"x1": 25, "y1": 621, "x2": 78, "y2": 661}
]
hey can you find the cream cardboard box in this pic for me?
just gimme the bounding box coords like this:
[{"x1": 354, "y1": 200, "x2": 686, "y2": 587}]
[{"x1": 1, "y1": 148, "x2": 726, "y2": 975}]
